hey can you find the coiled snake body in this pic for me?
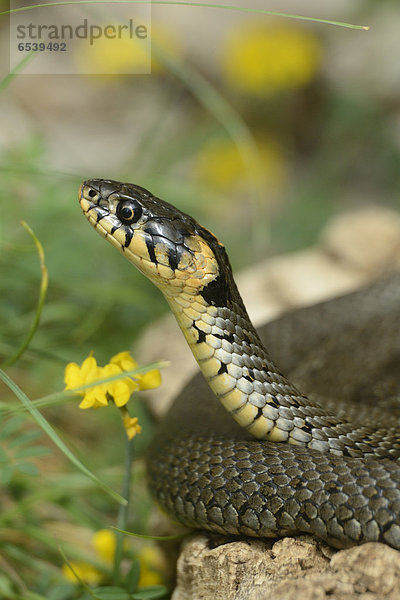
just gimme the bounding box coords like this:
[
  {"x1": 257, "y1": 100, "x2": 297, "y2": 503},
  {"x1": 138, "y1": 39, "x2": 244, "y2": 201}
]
[{"x1": 79, "y1": 179, "x2": 400, "y2": 550}]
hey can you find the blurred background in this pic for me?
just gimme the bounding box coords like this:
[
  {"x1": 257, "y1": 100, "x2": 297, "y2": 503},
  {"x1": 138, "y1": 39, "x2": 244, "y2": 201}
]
[{"x1": 1, "y1": 0, "x2": 400, "y2": 596}]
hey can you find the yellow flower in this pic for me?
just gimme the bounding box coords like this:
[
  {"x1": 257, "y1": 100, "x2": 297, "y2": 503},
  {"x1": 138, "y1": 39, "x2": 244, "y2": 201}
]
[
  {"x1": 64, "y1": 355, "x2": 100, "y2": 391},
  {"x1": 194, "y1": 137, "x2": 286, "y2": 192},
  {"x1": 150, "y1": 24, "x2": 181, "y2": 73},
  {"x1": 111, "y1": 351, "x2": 162, "y2": 392},
  {"x1": 62, "y1": 530, "x2": 117, "y2": 584},
  {"x1": 92, "y1": 529, "x2": 116, "y2": 565},
  {"x1": 62, "y1": 530, "x2": 165, "y2": 589},
  {"x1": 102, "y1": 363, "x2": 138, "y2": 408},
  {"x1": 221, "y1": 21, "x2": 322, "y2": 96},
  {"x1": 137, "y1": 546, "x2": 165, "y2": 588},
  {"x1": 138, "y1": 369, "x2": 162, "y2": 390},
  {"x1": 75, "y1": 23, "x2": 180, "y2": 74},
  {"x1": 62, "y1": 561, "x2": 102, "y2": 585},
  {"x1": 110, "y1": 351, "x2": 138, "y2": 372},
  {"x1": 64, "y1": 351, "x2": 161, "y2": 411},
  {"x1": 65, "y1": 355, "x2": 109, "y2": 409},
  {"x1": 123, "y1": 415, "x2": 142, "y2": 440}
]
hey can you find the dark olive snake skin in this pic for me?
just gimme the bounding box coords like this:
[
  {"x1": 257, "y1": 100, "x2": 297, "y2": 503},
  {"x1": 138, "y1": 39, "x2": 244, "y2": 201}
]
[{"x1": 78, "y1": 179, "x2": 400, "y2": 550}]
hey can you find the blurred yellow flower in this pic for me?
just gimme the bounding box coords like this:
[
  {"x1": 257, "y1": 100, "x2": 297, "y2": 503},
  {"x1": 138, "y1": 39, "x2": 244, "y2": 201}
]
[
  {"x1": 77, "y1": 35, "x2": 149, "y2": 73},
  {"x1": 63, "y1": 529, "x2": 164, "y2": 589},
  {"x1": 150, "y1": 24, "x2": 181, "y2": 72},
  {"x1": 62, "y1": 530, "x2": 122, "y2": 584},
  {"x1": 75, "y1": 23, "x2": 180, "y2": 74},
  {"x1": 92, "y1": 529, "x2": 116, "y2": 565},
  {"x1": 195, "y1": 137, "x2": 286, "y2": 192},
  {"x1": 62, "y1": 561, "x2": 102, "y2": 585},
  {"x1": 221, "y1": 21, "x2": 322, "y2": 96},
  {"x1": 138, "y1": 546, "x2": 165, "y2": 588}
]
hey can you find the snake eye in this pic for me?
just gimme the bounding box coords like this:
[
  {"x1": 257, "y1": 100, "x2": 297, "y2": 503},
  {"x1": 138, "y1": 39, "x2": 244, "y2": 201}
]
[{"x1": 116, "y1": 200, "x2": 142, "y2": 225}]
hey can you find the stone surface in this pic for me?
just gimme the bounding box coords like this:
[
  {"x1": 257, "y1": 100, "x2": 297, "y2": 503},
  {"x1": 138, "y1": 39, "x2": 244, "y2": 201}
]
[
  {"x1": 321, "y1": 207, "x2": 400, "y2": 273},
  {"x1": 172, "y1": 535, "x2": 400, "y2": 600}
]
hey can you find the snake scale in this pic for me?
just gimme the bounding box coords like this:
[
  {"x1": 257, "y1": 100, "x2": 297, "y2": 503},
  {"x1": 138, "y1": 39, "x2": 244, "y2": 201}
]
[{"x1": 79, "y1": 179, "x2": 400, "y2": 550}]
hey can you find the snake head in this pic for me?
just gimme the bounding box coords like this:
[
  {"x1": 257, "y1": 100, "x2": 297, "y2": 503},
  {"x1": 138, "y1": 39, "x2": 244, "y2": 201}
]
[{"x1": 79, "y1": 179, "x2": 231, "y2": 304}]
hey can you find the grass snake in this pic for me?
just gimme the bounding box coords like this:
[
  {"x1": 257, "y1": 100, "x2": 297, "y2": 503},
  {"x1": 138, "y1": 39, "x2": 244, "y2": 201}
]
[{"x1": 78, "y1": 179, "x2": 400, "y2": 550}]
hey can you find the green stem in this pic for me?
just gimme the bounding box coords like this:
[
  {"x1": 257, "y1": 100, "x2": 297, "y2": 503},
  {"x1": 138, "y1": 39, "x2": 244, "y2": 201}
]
[
  {"x1": 113, "y1": 434, "x2": 135, "y2": 583},
  {"x1": 2, "y1": 221, "x2": 48, "y2": 369},
  {"x1": 1, "y1": 2, "x2": 370, "y2": 30}
]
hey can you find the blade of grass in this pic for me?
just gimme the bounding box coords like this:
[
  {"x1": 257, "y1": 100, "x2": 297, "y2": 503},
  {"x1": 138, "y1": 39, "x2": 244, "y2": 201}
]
[
  {"x1": 1, "y1": 2, "x2": 370, "y2": 30},
  {"x1": 2, "y1": 222, "x2": 48, "y2": 368},
  {"x1": 0, "y1": 367, "x2": 127, "y2": 506},
  {"x1": 0, "y1": 52, "x2": 35, "y2": 93}
]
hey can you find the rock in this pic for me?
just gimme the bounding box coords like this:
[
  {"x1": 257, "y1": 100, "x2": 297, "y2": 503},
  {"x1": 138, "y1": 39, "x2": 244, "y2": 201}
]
[
  {"x1": 320, "y1": 207, "x2": 400, "y2": 274},
  {"x1": 257, "y1": 248, "x2": 363, "y2": 309},
  {"x1": 172, "y1": 534, "x2": 400, "y2": 600}
]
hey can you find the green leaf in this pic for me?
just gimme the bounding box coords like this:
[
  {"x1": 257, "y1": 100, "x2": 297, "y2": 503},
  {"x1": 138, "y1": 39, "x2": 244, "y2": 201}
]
[
  {"x1": 8, "y1": 429, "x2": 41, "y2": 449},
  {"x1": 0, "y1": 416, "x2": 25, "y2": 440},
  {"x1": 91, "y1": 587, "x2": 130, "y2": 600},
  {"x1": 43, "y1": 581, "x2": 77, "y2": 600},
  {"x1": 0, "y1": 368, "x2": 127, "y2": 506},
  {"x1": 0, "y1": 464, "x2": 14, "y2": 484},
  {"x1": 15, "y1": 445, "x2": 51, "y2": 459},
  {"x1": 0, "y1": 447, "x2": 8, "y2": 462},
  {"x1": 126, "y1": 560, "x2": 141, "y2": 593},
  {"x1": 16, "y1": 593, "x2": 47, "y2": 600},
  {"x1": 17, "y1": 461, "x2": 39, "y2": 476},
  {"x1": 132, "y1": 586, "x2": 168, "y2": 600},
  {"x1": 0, "y1": 574, "x2": 16, "y2": 597}
]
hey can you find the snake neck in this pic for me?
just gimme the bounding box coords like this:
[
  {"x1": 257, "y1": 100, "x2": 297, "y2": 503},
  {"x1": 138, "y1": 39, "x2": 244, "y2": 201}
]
[
  {"x1": 165, "y1": 282, "x2": 318, "y2": 443},
  {"x1": 165, "y1": 281, "x2": 400, "y2": 459}
]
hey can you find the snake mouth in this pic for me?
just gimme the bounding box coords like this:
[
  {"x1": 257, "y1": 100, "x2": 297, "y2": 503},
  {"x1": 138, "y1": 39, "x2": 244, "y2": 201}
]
[{"x1": 79, "y1": 180, "x2": 113, "y2": 214}]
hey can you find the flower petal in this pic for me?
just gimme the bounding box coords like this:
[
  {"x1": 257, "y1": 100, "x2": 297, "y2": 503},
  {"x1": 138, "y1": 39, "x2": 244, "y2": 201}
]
[
  {"x1": 92, "y1": 529, "x2": 116, "y2": 564},
  {"x1": 79, "y1": 388, "x2": 109, "y2": 409},
  {"x1": 111, "y1": 383, "x2": 131, "y2": 407},
  {"x1": 110, "y1": 351, "x2": 138, "y2": 372},
  {"x1": 81, "y1": 356, "x2": 99, "y2": 382},
  {"x1": 64, "y1": 362, "x2": 84, "y2": 390},
  {"x1": 138, "y1": 369, "x2": 162, "y2": 390},
  {"x1": 123, "y1": 415, "x2": 142, "y2": 439}
]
